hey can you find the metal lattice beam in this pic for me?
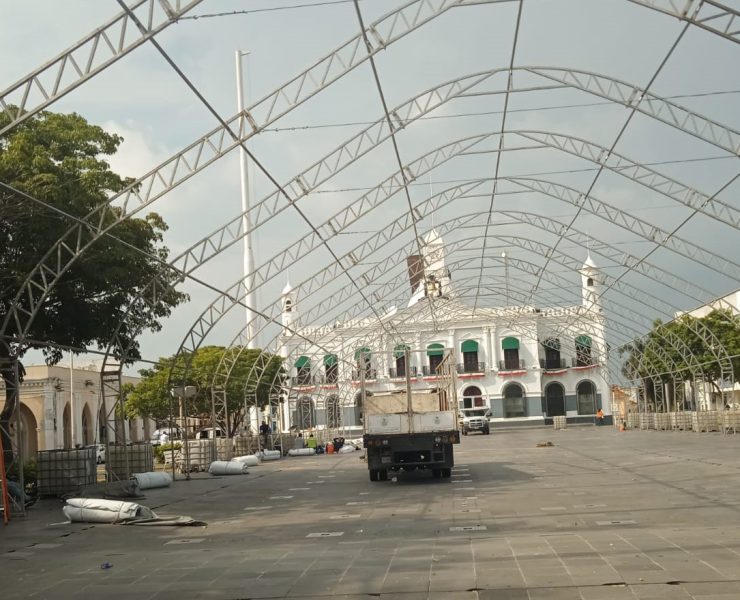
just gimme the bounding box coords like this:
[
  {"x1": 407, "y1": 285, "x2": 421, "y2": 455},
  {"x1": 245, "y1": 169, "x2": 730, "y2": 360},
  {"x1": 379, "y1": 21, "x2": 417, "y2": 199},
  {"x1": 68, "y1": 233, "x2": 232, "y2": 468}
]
[
  {"x1": 630, "y1": 0, "x2": 740, "y2": 44},
  {"x1": 0, "y1": 0, "x2": 203, "y2": 136}
]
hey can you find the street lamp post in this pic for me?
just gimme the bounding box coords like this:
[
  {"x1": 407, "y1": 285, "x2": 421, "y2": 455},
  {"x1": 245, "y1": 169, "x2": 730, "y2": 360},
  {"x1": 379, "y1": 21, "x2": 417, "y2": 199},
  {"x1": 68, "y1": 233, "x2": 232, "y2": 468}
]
[{"x1": 170, "y1": 385, "x2": 197, "y2": 481}]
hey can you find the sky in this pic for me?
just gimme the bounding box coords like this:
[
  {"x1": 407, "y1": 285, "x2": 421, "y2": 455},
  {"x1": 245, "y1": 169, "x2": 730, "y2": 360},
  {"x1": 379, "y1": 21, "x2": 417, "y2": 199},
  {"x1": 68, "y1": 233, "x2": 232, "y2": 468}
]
[{"x1": 1, "y1": 0, "x2": 739, "y2": 377}]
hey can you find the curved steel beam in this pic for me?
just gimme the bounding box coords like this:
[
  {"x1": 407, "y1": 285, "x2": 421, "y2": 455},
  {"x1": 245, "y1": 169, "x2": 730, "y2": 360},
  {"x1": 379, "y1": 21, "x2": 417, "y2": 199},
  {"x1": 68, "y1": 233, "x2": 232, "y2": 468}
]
[
  {"x1": 0, "y1": 1, "x2": 203, "y2": 136},
  {"x1": 629, "y1": 0, "x2": 740, "y2": 45}
]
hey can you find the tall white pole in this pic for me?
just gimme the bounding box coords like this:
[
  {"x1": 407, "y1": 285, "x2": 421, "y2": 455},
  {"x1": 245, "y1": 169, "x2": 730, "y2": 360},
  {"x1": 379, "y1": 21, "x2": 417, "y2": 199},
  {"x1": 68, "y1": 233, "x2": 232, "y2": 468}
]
[
  {"x1": 69, "y1": 353, "x2": 77, "y2": 447},
  {"x1": 236, "y1": 50, "x2": 256, "y2": 350}
]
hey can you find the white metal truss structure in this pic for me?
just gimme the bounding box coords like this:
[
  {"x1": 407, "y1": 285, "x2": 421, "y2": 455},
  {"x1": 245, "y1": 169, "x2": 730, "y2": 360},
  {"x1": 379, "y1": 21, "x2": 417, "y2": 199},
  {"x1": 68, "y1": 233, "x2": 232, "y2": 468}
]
[
  {"x1": 0, "y1": 1, "x2": 203, "y2": 135},
  {"x1": 2, "y1": 0, "x2": 740, "y2": 473}
]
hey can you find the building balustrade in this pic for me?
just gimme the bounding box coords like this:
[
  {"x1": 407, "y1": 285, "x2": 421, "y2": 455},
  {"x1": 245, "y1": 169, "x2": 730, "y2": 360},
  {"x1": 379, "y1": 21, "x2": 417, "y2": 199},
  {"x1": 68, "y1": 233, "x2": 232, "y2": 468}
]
[
  {"x1": 498, "y1": 359, "x2": 525, "y2": 371},
  {"x1": 539, "y1": 358, "x2": 567, "y2": 370},
  {"x1": 456, "y1": 362, "x2": 486, "y2": 374},
  {"x1": 351, "y1": 368, "x2": 377, "y2": 381},
  {"x1": 388, "y1": 366, "x2": 418, "y2": 378}
]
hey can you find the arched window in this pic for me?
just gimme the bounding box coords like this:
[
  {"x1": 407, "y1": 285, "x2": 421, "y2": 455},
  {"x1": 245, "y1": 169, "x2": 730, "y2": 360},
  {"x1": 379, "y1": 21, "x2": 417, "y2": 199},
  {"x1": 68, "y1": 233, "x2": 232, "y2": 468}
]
[
  {"x1": 542, "y1": 337, "x2": 561, "y2": 370},
  {"x1": 586, "y1": 277, "x2": 594, "y2": 287},
  {"x1": 544, "y1": 382, "x2": 566, "y2": 417},
  {"x1": 426, "y1": 343, "x2": 444, "y2": 375},
  {"x1": 461, "y1": 339, "x2": 481, "y2": 373},
  {"x1": 296, "y1": 396, "x2": 315, "y2": 429},
  {"x1": 461, "y1": 385, "x2": 484, "y2": 410},
  {"x1": 354, "y1": 347, "x2": 373, "y2": 379},
  {"x1": 577, "y1": 380, "x2": 597, "y2": 415},
  {"x1": 295, "y1": 355, "x2": 311, "y2": 385},
  {"x1": 394, "y1": 344, "x2": 410, "y2": 377},
  {"x1": 501, "y1": 337, "x2": 521, "y2": 370},
  {"x1": 284, "y1": 299, "x2": 292, "y2": 312},
  {"x1": 503, "y1": 384, "x2": 526, "y2": 418},
  {"x1": 575, "y1": 335, "x2": 592, "y2": 366},
  {"x1": 323, "y1": 354, "x2": 338, "y2": 383},
  {"x1": 326, "y1": 395, "x2": 341, "y2": 428}
]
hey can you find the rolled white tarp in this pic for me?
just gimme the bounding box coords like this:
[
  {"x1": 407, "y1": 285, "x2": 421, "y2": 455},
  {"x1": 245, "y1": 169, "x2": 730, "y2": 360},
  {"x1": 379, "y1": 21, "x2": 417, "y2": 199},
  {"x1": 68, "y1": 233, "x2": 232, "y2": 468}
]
[
  {"x1": 232, "y1": 455, "x2": 260, "y2": 466},
  {"x1": 63, "y1": 498, "x2": 156, "y2": 523},
  {"x1": 337, "y1": 445, "x2": 355, "y2": 453},
  {"x1": 131, "y1": 472, "x2": 172, "y2": 490},
  {"x1": 287, "y1": 448, "x2": 316, "y2": 456},
  {"x1": 208, "y1": 460, "x2": 249, "y2": 475},
  {"x1": 261, "y1": 450, "x2": 282, "y2": 461}
]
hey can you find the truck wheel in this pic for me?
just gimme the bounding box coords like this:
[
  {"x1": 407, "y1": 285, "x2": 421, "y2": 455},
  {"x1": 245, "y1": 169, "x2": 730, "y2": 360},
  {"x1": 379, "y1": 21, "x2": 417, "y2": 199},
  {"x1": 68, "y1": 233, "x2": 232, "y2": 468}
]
[
  {"x1": 369, "y1": 469, "x2": 379, "y2": 482},
  {"x1": 442, "y1": 468, "x2": 452, "y2": 478},
  {"x1": 379, "y1": 470, "x2": 388, "y2": 481}
]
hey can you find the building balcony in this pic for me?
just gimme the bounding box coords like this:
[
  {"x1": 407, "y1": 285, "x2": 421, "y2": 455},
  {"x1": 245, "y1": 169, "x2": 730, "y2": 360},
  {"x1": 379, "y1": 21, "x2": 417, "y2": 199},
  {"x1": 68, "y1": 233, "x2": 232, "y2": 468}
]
[
  {"x1": 291, "y1": 375, "x2": 313, "y2": 387},
  {"x1": 456, "y1": 362, "x2": 486, "y2": 374},
  {"x1": 351, "y1": 368, "x2": 377, "y2": 381},
  {"x1": 572, "y1": 357, "x2": 595, "y2": 368},
  {"x1": 539, "y1": 358, "x2": 567, "y2": 370},
  {"x1": 389, "y1": 366, "x2": 418, "y2": 379},
  {"x1": 498, "y1": 359, "x2": 525, "y2": 371}
]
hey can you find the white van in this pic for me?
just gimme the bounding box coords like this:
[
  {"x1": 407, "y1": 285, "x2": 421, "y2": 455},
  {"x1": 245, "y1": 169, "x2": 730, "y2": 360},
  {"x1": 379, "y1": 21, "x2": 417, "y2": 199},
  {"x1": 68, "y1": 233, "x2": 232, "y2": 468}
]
[{"x1": 195, "y1": 427, "x2": 226, "y2": 440}]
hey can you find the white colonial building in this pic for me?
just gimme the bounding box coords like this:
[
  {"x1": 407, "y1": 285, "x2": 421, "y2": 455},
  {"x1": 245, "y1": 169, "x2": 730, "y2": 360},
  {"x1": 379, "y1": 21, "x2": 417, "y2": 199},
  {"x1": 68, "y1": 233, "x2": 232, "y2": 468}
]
[{"x1": 278, "y1": 230, "x2": 610, "y2": 431}]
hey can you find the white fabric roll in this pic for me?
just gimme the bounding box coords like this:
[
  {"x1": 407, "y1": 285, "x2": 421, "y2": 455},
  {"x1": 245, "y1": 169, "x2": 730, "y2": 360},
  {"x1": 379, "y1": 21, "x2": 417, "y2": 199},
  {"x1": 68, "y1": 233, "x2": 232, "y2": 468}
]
[
  {"x1": 208, "y1": 460, "x2": 249, "y2": 475},
  {"x1": 232, "y1": 455, "x2": 260, "y2": 466},
  {"x1": 337, "y1": 445, "x2": 355, "y2": 453},
  {"x1": 132, "y1": 472, "x2": 172, "y2": 490},
  {"x1": 63, "y1": 498, "x2": 154, "y2": 523},
  {"x1": 261, "y1": 450, "x2": 281, "y2": 461},
  {"x1": 287, "y1": 448, "x2": 316, "y2": 456}
]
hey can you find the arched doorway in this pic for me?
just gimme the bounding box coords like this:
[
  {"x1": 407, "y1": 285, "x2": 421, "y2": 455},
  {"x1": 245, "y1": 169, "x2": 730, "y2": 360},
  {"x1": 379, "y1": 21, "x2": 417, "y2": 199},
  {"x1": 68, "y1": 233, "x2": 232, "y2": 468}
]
[
  {"x1": 63, "y1": 402, "x2": 72, "y2": 448},
  {"x1": 296, "y1": 396, "x2": 315, "y2": 429},
  {"x1": 545, "y1": 382, "x2": 566, "y2": 417},
  {"x1": 18, "y1": 403, "x2": 38, "y2": 459},
  {"x1": 461, "y1": 385, "x2": 484, "y2": 410},
  {"x1": 98, "y1": 402, "x2": 108, "y2": 444},
  {"x1": 502, "y1": 383, "x2": 526, "y2": 418},
  {"x1": 81, "y1": 403, "x2": 93, "y2": 446},
  {"x1": 326, "y1": 395, "x2": 341, "y2": 428},
  {"x1": 577, "y1": 380, "x2": 597, "y2": 415}
]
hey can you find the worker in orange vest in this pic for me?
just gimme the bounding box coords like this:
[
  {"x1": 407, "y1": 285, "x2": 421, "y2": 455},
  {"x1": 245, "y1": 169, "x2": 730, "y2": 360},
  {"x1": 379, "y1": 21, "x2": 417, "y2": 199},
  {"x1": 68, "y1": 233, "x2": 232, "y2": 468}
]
[{"x1": 596, "y1": 408, "x2": 604, "y2": 426}]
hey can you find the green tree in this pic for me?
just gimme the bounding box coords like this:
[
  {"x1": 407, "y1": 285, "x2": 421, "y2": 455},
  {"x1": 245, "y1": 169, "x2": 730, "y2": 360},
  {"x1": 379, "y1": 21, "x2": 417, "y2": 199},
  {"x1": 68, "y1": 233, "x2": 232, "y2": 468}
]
[
  {"x1": 0, "y1": 108, "x2": 186, "y2": 464},
  {"x1": 125, "y1": 346, "x2": 285, "y2": 436},
  {"x1": 620, "y1": 309, "x2": 740, "y2": 408}
]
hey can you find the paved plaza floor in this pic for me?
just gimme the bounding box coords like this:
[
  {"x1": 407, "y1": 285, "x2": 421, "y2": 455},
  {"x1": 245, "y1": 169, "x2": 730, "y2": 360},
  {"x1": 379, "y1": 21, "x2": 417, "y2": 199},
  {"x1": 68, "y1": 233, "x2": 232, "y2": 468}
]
[{"x1": 2, "y1": 427, "x2": 740, "y2": 599}]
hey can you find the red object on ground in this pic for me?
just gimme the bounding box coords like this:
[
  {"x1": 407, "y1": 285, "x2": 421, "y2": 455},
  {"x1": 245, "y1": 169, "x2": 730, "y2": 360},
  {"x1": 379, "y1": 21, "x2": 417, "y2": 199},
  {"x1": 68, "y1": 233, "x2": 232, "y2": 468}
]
[{"x1": 326, "y1": 442, "x2": 335, "y2": 454}]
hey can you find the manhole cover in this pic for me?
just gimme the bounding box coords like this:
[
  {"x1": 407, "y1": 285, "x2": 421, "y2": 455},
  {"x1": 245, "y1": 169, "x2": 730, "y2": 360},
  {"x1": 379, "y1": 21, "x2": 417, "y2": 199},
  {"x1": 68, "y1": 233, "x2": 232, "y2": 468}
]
[
  {"x1": 449, "y1": 525, "x2": 487, "y2": 531},
  {"x1": 306, "y1": 532, "x2": 344, "y2": 538}
]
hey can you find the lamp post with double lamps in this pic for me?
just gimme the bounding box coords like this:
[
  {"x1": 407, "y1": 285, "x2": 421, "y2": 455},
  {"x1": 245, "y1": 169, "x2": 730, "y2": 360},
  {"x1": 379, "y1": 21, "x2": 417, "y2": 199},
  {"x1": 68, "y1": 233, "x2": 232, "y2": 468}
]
[{"x1": 170, "y1": 385, "x2": 197, "y2": 480}]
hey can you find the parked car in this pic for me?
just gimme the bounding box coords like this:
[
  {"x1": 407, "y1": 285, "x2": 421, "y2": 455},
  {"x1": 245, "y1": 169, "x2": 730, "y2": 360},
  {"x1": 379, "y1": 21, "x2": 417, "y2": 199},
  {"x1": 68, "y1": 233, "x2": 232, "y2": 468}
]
[
  {"x1": 150, "y1": 427, "x2": 182, "y2": 446},
  {"x1": 95, "y1": 444, "x2": 105, "y2": 464},
  {"x1": 195, "y1": 427, "x2": 226, "y2": 440}
]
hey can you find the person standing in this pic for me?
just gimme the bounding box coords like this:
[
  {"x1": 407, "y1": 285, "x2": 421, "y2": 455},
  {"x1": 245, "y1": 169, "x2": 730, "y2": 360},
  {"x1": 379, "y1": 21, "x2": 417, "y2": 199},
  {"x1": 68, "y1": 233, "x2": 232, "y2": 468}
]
[
  {"x1": 306, "y1": 433, "x2": 317, "y2": 451},
  {"x1": 596, "y1": 408, "x2": 604, "y2": 426},
  {"x1": 260, "y1": 421, "x2": 271, "y2": 448}
]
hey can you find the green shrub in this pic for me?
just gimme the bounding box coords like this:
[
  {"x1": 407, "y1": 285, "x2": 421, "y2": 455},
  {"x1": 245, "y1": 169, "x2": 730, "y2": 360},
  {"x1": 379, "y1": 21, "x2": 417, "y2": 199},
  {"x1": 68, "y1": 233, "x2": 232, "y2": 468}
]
[{"x1": 154, "y1": 442, "x2": 182, "y2": 463}]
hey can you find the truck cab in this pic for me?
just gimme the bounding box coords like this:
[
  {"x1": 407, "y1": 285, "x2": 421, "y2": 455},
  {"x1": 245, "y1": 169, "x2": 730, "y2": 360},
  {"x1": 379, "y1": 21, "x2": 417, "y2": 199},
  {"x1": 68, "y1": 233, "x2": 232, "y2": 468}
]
[{"x1": 459, "y1": 408, "x2": 491, "y2": 435}]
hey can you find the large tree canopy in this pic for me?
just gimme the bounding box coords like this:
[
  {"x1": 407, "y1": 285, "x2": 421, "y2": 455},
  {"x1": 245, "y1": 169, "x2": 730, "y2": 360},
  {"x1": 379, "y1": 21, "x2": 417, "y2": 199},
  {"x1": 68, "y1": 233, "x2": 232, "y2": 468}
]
[
  {"x1": 125, "y1": 346, "x2": 285, "y2": 436},
  {"x1": 0, "y1": 108, "x2": 186, "y2": 461}
]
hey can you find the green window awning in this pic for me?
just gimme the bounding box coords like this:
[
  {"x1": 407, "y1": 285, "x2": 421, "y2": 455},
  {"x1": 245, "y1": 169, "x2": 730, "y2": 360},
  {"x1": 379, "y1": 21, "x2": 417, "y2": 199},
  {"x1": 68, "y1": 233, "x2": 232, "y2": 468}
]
[
  {"x1": 461, "y1": 339, "x2": 479, "y2": 353},
  {"x1": 394, "y1": 344, "x2": 410, "y2": 359},
  {"x1": 501, "y1": 336, "x2": 519, "y2": 350},
  {"x1": 542, "y1": 338, "x2": 560, "y2": 350},
  {"x1": 323, "y1": 354, "x2": 337, "y2": 366},
  {"x1": 575, "y1": 335, "x2": 592, "y2": 347},
  {"x1": 295, "y1": 355, "x2": 310, "y2": 368},
  {"x1": 426, "y1": 343, "x2": 444, "y2": 357},
  {"x1": 354, "y1": 347, "x2": 371, "y2": 360}
]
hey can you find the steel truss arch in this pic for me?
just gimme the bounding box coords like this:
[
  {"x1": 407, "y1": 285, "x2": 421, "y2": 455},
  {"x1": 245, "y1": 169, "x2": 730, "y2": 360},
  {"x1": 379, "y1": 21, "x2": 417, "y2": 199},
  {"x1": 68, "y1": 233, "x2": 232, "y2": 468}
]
[
  {"x1": 7, "y1": 55, "x2": 740, "y2": 354},
  {"x1": 0, "y1": 0, "x2": 203, "y2": 136},
  {"x1": 629, "y1": 0, "x2": 740, "y2": 45},
  {"x1": 191, "y1": 215, "x2": 716, "y2": 418},
  {"x1": 2, "y1": 0, "x2": 511, "y2": 347},
  {"x1": 102, "y1": 119, "x2": 735, "y2": 387},
  {"x1": 162, "y1": 180, "x2": 736, "y2": 412}
]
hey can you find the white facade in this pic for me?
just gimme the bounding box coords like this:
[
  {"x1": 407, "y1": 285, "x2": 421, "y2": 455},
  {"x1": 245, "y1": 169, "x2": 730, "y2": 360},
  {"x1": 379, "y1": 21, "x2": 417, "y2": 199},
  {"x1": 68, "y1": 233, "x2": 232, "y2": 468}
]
[{"x1": 279, "y1": 232, "x2": 610, "y2": 431}]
